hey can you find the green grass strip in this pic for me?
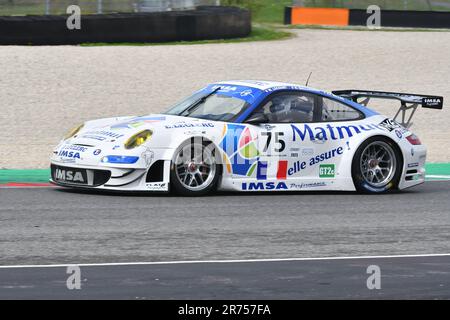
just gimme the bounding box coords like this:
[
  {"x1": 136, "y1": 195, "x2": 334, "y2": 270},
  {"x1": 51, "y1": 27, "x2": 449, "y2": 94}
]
[
  {"x1": 0, "y1": 169, "x2": 50, "y2": 184},
  {"x1": 425, "y1": 163, "x2": 450, "y2": 178}
]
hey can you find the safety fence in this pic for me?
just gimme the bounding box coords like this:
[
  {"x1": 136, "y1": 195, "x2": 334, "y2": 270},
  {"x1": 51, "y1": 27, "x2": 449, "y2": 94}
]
[{"x1": 0, "y1": 0, "x2": 220, "y2": 15}]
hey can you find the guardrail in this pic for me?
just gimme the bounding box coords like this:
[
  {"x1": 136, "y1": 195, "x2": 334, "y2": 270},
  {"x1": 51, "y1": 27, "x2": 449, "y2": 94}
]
[{"x1": 0, "y1": 6, "x2": 251, "y2": 45}]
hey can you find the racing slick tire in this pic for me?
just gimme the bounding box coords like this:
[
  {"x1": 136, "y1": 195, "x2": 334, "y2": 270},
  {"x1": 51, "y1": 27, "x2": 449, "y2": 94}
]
[
  {"x1": 170, "y1": 138, "x2": 221, "y2": 196},
  {"x1": 351, "y1": 136, "x2": 403, "y2": 193}
]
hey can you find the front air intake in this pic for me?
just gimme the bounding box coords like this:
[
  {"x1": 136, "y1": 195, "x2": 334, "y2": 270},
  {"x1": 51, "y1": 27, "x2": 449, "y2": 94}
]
[{"x1": 146, "y1": 160, "x2": 165, "y2": 182}]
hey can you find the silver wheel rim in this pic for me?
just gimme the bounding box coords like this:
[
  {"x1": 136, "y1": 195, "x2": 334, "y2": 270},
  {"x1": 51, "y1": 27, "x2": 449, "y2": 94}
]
[
  {"x1": 174, "y1": 143, "x2": 216, "y2": 192},
  {"x1": 360, "y1": 141, "x2": 396, "y2": 188}
]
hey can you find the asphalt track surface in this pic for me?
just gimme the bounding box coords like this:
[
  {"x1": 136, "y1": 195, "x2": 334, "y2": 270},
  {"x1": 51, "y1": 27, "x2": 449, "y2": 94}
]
[
  {"x1": 0, "y1": 255, "x2": 449, "y2": 299},
  {"x1": 0, "y1": 181, "x2": 449, "y2": 299}
]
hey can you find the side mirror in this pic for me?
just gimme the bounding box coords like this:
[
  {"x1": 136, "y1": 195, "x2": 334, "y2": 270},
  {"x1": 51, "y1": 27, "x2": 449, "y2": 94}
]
[{"x1": 245, "y1": 112, "x2": 267, "y2": 124}]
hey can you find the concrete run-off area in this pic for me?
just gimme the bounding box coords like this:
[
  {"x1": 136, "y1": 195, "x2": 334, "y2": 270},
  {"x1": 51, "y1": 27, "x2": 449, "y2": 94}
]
[{"x1": 0, "y1": 29, "x2": 449, "y2": 168}]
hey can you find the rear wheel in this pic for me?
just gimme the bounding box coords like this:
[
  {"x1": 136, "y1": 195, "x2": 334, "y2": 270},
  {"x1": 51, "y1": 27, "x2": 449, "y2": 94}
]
[
  {"x1": 170, "y1": 139, "x2": 220, "y2": 196},
  {"x1": 352, "y1": 137, "x2": 403, "y2": 193}
]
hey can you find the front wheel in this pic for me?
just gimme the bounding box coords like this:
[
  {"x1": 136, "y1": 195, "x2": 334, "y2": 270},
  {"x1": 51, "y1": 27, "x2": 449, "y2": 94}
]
[
  {"x1": 352, "y1": 137, "x2": 403, "y2": 193},
  {"x1": 170, "y1": 139, "x2": 220, "y2": 196}
]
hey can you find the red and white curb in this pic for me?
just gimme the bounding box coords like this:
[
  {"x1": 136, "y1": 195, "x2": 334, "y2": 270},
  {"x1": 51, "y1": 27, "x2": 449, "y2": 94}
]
[{"x1": 0, "y1": 182, "x2": 55, "y2": 188}]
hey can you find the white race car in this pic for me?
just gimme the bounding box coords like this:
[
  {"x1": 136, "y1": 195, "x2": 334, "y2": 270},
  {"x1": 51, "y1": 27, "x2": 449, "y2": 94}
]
[{"x1": 50, "y1": 80, "x2": 443, "y2": 195}]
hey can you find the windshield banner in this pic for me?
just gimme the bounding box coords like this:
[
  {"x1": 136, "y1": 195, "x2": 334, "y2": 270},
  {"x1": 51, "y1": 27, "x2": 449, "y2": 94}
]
[{"x1": 202, "y1": 84, "x2": 263, "y2": 105}]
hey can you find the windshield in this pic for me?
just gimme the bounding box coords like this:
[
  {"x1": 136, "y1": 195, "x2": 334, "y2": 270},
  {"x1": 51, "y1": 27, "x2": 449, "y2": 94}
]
[{"x1": 165, "y1": 88, "x2": 253, "y2": 122}]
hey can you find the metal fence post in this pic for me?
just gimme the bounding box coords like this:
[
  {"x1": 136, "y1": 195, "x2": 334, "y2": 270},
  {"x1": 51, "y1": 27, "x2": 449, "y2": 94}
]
[
  {"x1": 98, "y1": 0, "x2": 103, "y2": 14},
  {"x1": 45, "y1": 0, "x2": 50, "y2": 15}
]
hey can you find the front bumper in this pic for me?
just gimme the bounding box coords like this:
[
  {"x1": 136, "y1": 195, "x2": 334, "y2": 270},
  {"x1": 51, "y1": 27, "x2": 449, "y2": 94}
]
[
  {"x1": 50, "y1": 141, "x2": 174, "y2": 191},
  {"x1": 50, "y1": 161, "x2": 170, "y2": 192}
]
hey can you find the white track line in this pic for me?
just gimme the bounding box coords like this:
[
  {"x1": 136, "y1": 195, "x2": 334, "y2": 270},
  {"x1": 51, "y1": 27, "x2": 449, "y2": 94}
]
[
  {"x1": 426, "y1": 175, "x2": 450, "y2": 179},
  {"x1": 1, "y1": 253, "x2": 450, "y2": 269}
]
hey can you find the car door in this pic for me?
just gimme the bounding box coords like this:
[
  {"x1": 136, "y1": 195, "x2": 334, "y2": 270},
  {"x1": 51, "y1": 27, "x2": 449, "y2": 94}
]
[
  {"x1": 241, "y1": 91, "x2": 319, "y2": 186},
  {"x1": 285, "y1": 93, "x2": 364, "y2": 185}
]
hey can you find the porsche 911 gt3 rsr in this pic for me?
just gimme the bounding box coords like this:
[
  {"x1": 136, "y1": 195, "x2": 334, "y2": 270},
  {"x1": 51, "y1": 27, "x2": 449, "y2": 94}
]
[{"x1": 50, "y1": 80, "x2": 443, "y2": 195}]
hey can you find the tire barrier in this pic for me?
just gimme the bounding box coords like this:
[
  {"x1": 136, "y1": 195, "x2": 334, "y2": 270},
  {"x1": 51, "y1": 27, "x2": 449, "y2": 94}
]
[
  {"x1": 284, "y1": 7, "x2": 450, "y2": 29},
  {"x1": 0, "y1": 6, "x2": 251, "y2": 45}
]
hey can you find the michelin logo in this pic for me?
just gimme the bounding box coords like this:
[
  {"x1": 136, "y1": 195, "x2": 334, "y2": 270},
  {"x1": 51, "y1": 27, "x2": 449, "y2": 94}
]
[{"x1": 82, "y1": 130, "x2": 124, "y2": 139}]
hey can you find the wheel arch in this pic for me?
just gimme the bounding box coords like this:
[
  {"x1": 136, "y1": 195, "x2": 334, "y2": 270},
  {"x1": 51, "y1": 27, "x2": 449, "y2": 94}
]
[
  {"x1": 169, "y1": 135, "x2": 224, "y2": 196},
  {"x1": 171, "y1": 135, "x2": 225, "y2": 177},
  {"x1": 353, "y1": 133, "x2": 405, "y2": 170},
  {"x1": 351, "y1": 134, "x2": 405, "y2": 192}
]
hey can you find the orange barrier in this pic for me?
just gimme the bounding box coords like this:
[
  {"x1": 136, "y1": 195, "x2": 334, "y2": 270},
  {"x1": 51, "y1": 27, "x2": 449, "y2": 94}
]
[{"x1": 290, "y1": 7, "x2": 350, "y2": 26}]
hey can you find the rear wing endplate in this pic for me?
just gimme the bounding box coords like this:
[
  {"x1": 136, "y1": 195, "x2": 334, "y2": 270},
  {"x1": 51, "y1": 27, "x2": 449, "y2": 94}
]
[{"x1": 332, "y1": 90, "x2": 443, "y2": 128}]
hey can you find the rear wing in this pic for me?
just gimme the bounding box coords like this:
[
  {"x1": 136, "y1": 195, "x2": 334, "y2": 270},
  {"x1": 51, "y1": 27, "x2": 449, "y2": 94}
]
[{"x1": 332, "y1": 90, "x2": 443, "y2": 128}]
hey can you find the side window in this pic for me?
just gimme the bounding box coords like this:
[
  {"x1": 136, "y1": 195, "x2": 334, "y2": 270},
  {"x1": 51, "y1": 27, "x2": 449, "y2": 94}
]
[
  {"x1": 322, "y1": 97, "x2": 361, "y2": 121},
  {"x1": 259, "y1": 93, "x2": 315, "y2": 123}
]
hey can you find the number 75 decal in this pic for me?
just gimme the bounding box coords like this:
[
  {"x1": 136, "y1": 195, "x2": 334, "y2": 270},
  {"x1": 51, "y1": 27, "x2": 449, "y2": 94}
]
[{"x1": 261, "y1": 131, "x2": 286, "y2": 153}]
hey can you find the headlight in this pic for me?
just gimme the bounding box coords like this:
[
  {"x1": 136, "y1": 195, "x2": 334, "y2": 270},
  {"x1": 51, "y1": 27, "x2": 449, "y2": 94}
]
[
  {"x1": 101, "y1": 155, "x2": 139, "y2": 164},
  {"x1": 124, "y1": 130, "x2": 152, "y2": 149},
  {"x1": 64, "y1": 124, "x2": 84, "y2": 140}
]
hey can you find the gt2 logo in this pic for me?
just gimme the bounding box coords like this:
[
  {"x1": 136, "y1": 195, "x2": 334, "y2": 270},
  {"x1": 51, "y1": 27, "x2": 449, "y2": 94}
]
[
  {"x1": 55, "y1": 169, "x2": 85, "y2": 182},
  {"x1": 58, "y1": 150, "x2": 81, "y2": 159},
  {"x1": 242, "y1": 182, "x2": 288, "y2": 191},
  {"x1": 261, "y1": 132, "x2": 286, "y2": 153}
]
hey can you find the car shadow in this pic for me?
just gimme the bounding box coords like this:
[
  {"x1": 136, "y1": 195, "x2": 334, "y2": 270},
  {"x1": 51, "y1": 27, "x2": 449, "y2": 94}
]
[{"x1": 53, "y1": 186, "x2": 421, "y2": 198}]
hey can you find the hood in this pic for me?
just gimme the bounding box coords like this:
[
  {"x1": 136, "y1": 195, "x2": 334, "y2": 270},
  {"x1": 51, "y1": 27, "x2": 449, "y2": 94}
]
[{"x1": 69, "y1": 114, "x2": 218, "y2": 148}]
